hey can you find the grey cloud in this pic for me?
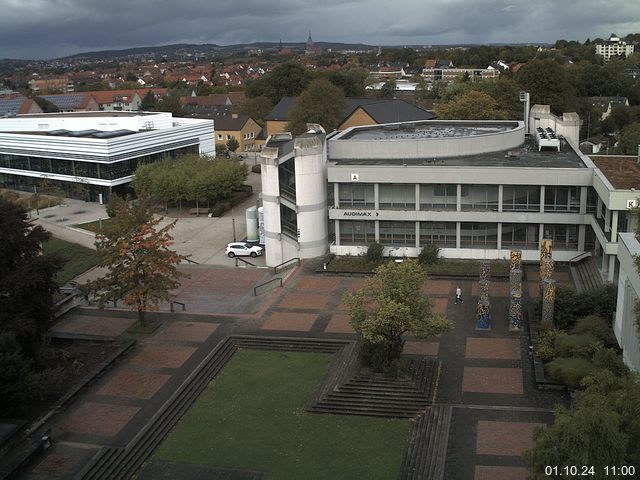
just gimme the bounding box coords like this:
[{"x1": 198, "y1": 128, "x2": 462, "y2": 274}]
[{"x1": 0, "y1": 0, "x2": 639, "y2": 59}]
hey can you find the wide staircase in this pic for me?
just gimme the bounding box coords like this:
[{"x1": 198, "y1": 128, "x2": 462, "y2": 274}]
[
  {"x1": 397, "y1": 405, "x2": 452, "y2": 480},
  {"x1": 308, "y1": 358, "x2": 441, "y2": 418},
  {"x1": 570, "y1": 253, "x2": 604, "y2": 292}
]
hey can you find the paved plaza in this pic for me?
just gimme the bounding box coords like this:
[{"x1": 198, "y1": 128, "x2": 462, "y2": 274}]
[{"x1": 17, "y1": 262, "x2": 568, "y2": 480}]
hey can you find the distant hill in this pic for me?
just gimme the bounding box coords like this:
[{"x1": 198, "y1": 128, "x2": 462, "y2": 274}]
[{"x1": 58, "y1": 41, "x2": 377, "y2": 61}]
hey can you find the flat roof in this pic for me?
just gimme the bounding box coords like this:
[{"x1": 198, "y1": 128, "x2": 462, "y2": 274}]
[
  {"x1": 591, "y1": 155, "x2": 640, "y2": 189},
  {"x1": 330, "y1": 137, "x2": 587, "y2": 169},
  {"x1": 339, "y1": 121, "x2": 519, "y2": 141},
  {"x1": 17, "y1": 111, "x2": 156, "y2": 118}
]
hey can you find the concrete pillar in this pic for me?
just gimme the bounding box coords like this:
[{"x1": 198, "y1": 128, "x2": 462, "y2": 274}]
[
  {"x1": 415, "y1": 184, "x2": 420, "y2": 211},
  {"x1": 260, "y1": 146, "x2": 283, "y2": 267},
  {"x1": 611, "y1": 211, "x2": 619, "y2": 242},
  {"x1": 608, "y1": 255, "x2": 616, "y2": 283},
  {"x1": 456, "y1": 184, "x2": 462, "y2": 211},
  {"x1": 374, "y1": 183, "x2": 379, "y2": 210},
  {"x1": 334, "y1": 220, "x2": 341, "y2": 246},
  {"x1": 415, "y1": 221, "x2": 420, "y2": 248},
  {"x1": 579, "y1": 186, "x2": 588, "y2": 214},
  {"x1": 375, "y1": 220, "x2": 380, "y2": 242},
  {"x1": 456, "y1": 222, "x2": 461, "y2": 249},
  {"x1": 497, "y1": 223, "x2": 503, "y2": 250},
  {"x1": 333, "y1": 183, "x2": 339, "y2": 208},
  {"x1": 498, "y1": 185, "x2": 503, "y2": 213},
  {"x1": 578, "y1": 224, "x2": 586, "y2": 251},
  {"x1": 540, "y1": 186, "x2": 545, "y2": 213}
]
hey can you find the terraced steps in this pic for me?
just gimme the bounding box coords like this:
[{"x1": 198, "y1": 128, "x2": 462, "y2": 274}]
[
  {"x1": 308, "y1": 358, "x2": 441, "y2": 418},
  {"x1": 571, "y1": 256, "x2": 604, "y2": 292},
  {"x1": 75, "y1": 336, "x2": 351, "y2": 480},
  {"x1": 398, "y1": 405, "x2": 452, "y2": 480}
]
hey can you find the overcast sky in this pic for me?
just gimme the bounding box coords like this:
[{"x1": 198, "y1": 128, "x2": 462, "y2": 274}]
[{"x1": 1, "y1": 0, "x2": 639, "y2": 60}]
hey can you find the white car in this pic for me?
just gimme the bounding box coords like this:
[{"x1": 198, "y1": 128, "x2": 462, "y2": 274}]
[{"x1": 226, "y1": 242, "x2": 263, "y2": 258}]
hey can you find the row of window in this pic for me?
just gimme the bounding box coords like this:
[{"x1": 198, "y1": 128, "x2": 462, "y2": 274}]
[
  {"x1": 0, "y1": 145, "x2": 199, "y2": 181},
  {"x1": 333, "y1": 183, "x2": 587, "y2": 213},
  {"x1": 338, "y1": 220, "x2": 581, "y2": 250}
]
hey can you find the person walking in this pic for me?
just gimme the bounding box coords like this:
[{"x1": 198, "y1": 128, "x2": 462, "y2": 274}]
[{"x1": 455, "y1": 285, "x2": 463, "y2": 304}]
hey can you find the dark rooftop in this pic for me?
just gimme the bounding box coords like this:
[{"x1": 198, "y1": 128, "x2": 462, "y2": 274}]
[{"x1": 339, "y1": 121, "x2": 517, "y2": 141}]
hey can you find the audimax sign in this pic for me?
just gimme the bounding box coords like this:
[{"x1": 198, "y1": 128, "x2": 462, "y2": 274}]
[{"x1": 342, "y1": 210, "x2": 379, "y2": 217}]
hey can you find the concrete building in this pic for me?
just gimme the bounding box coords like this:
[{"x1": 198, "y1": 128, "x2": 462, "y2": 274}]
[
  {"x1": 259, "y1": 108, "x2": 637, "y2": 285},
  {"x1": 614, "y1": 233, "x2": 640, "y2": 372},
  {"x1": 0, "y1": 111, "x2": 214, "y2": 202},
  {"x1": 595, "y1": 33, "x2": 635, "y2": 62}
]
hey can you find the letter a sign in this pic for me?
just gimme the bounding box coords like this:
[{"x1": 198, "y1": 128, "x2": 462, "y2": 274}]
[{"x1": 351, "y1": 173, "x2": 359, "y2": 182}]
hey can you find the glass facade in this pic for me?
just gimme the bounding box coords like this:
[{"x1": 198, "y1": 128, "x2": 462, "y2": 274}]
[
  {"x1": 379, "y1": 184, "x2": 415, "y2": 210},
  {"x1": 544, "y1": 186, "x2": 580, "y2": 212},
  {"x1": 460, "y1": 223, "x2": 498, "y2": 248},
  {"x1": 379, "y1": 221, "x2": 415, "y2": 246},
  {"x1": 544, "y1": 224, "x2": 578, "y2": 250},
  {"x1": 502, "y1": 223, "x2": 539, "y2": 248},
  {"x1": 461, "y1": 185, "x2": 498, "y2": 211},
  {"x1": 420, "y1": 222, "x2": 456, "y2": 247},
  {"x1": 0, "y1": 145, "x2": 198, "y2": 181},
  {"x1": 338, "y1": 183, "x2": 374, "y2": 208},
  {"x1": 278, "y1": 158, "x2": 296, "y2": 202},
  {"x1": 502, "y1": 185, "x2": 541, "y2": 211},
  {"x1": 280, "y1": 204, "x2": 298, "y2": 239},
  {"x1": 339, "y1": 220, "x2": 375, "y2": 245},
  {"x1": 420, "y1": 184, "x2": 456, "y2": 210}
]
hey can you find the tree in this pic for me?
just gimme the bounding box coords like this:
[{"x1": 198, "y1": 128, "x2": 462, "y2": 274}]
[
  {"x1": 140, "y1": 90, "x2": 158, "y2": 111},
  {"x1": 245, "y1": 62, "x2": 314, "y2": 104},
  {"x1": 88, "y1": 197, "x2": 186, "y2": 326},
  {"x1": 617, "y1": 122, "x2": 640, "y2": 154},
  {"x1": 226, "y1": 136, "x2": 240, "y2": 152},
  {"x1": 237, "y1": 95, "x2": 273, "y2": 125},
  {"x1": 517, "y1": 58, "x2": 576, "y2": 114},
  {"x1": 286, "y1": 78, "x2": 346, "y2": 135},
  {"x1": 343, "y1": 260, "x2": 452, "y2": 371},
  {"x1": 379, "y1": 78, "x2": 397, "y2": 98},
  {"x1": 435, "y1": 90, "x2": 509, "y2": 120},
  {"x1": 0, "y1": 197, "x2": 61, "y2": 357},
  {"x1": 156, "y1": 91, "x2": 184, "y2": 117},
  {"x1": 323, "y1": 66, "x2": 370, "y2": 97},
  {"x1": 526, "y1": 369, "x2": 640, "y2": 478}
]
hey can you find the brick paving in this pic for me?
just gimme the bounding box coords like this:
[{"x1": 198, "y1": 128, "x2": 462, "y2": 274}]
[
  {"x1": 261, "y1": 311, "x2": 318, "y2": 331},
  {"x1": 49, "y1": 314, "x2": 135, "y2": 337},
  {"x1": 155, "y1": 321, "x2": 219, "y2": 342},
  {"x1": 462, "y1": 367, "x2": 524, "y2": 394},
  {"x1": 403, "y1": 341, "x2": 440, "y2": 356},
  {"x1": 476, "y1": 421, "x2": 545, "y2": 456},
  {"x1": 278, "y1": 292, "x2": 330, "y2": 309},
  {"x1": 59, "y1": 402, "x2": 140, "y2": 437},
  {"x1": 129, "y1": 345, "x2": 197, "y2": 369},
  {"x1": 19, "y1": 262, "x2": 572, "y2": 480},
  {"x1": 97, "y1": 371, "x2": 171, "y2": 400},
  {"x1": 324, "y1": 313, "x2": 355, "y2": 334},
  {"x1": 465, "y1": 338, "x2": 521, "y2": 360}
]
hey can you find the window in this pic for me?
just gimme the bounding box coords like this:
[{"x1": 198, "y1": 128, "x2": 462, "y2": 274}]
[
  {"x1": 278, "y1": 158, "x2": 296, "y2": 201},
  {"x1": 280, "y1": 204, "x2": 298, "y2": 239},
  {"x1": 420, "y1": 222, "x2": 456, "y2": 247},
  {"x1": 501, "y1": 223, "x2": 539, "y2": 248},
  {"x1": 586, "y1": 187, "x2": 598, "y2": 214},
  {"x1": 503, "y1": 185, "x2": 540, "y2": 211},
  {"x1": 379, "y1": 221, "x2": 415, "y2": 246},
  {"x1": 217, "y1": 134, "x2": 223, "y2": 140},
  {"x1": 420, "y1": 184, "x2": 456, "y2": 210},
  {"x1": 460, "y1": 223, "x2": 498, "y2": 248},
  {"x1": 544, "y1": 186, "x2": 580, "y2": 212},
  {"x1": 461, "y1": 185, "x2": 498, "y2": 211},
  {"x1": 379, "y1": 184, "x2": 415, "y2": 209},
  {"x1": 226, "y1": 135, "x2": 231, "y2": 140},
  {"x1": 338, "y1": 183, "x2": 374, "y2": 208},
  {"x1": 544, "y1": 224, "x2": 578, "y2": 250},
  {"x1": 339, "y1": 220, "x2": 375, "y2": 245}
]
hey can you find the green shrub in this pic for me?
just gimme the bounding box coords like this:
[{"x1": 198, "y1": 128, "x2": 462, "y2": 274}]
[
  {"x1": 554, "y1": 333, "x2": 601, "y2": 358},
  {"x1": 545, "y1": 357, "x2": 594, "y2": 389},
  {"x1": 418, "y1": 244, "x2": 440, "y2": 266},
  {"x1": 536, "y1": 327, "x2": 558, "y2": 361},
  {"x1": 591, "y1": 347, "x2": 630, "y2": 377},
  {"x1": 366, "y1": 242, "x2": 384, "y2": 263},
  {"x1": 572, "y1": 315, "x2": 611, "y2": 343}
]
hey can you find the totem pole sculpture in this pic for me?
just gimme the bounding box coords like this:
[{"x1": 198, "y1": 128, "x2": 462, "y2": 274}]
[
  {"x1": 509, "y1": 250, "x2": 523, "y2": 331},
  {"x1": 539, "y1": 239, "x2": 556, "y2": 325},
  {"x1": 476, "y1": 261, "x2": 491, "y2": 330}
]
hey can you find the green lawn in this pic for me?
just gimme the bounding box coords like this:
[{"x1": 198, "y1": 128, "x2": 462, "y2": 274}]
[
  {"x1": 74, "y1": 218, "x2": 112, "y2": 234},
  {"x1": 42, "y1": 237, "x2": 99, "y2": 284},
  {"x1": 155, "y1": 349, "x2": 411, "y2": 480}
]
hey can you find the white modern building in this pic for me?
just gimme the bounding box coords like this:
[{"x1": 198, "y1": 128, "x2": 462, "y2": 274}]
[
  {"x1": 0, "y1": 111, "x2": 214, "y2": 202},
  {"x1": 614, "y1": 233, "x2": 640, "y2": 372},
  {"x1": 259, "y1": 108, "x2": 638, "y2": 285},
  {"x1": 595, "y1": 33, "x2": 635, "y2": 62}
]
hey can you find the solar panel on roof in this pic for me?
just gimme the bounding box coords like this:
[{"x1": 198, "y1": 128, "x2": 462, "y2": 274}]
[
  {"x1": 69, "y1": 129, "x2": 101, "y2": 137},
  {"x1": 91, "y1": 129, "x2": 135, "y2": 139},
  {"x1": 42, "y1": 94, "x2": 85, "y2": 109}
]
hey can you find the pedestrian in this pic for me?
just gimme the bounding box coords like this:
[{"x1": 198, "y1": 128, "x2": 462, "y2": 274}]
[{"x1": 455, "y1": 285, "x2": 463, "y2": 304}]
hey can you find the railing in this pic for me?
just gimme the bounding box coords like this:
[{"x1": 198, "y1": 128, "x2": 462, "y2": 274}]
[
  {"x1": 253, "y1": 277, "x2": 283, "y2": 296},
  {"x1": 235, "y1": 257, "x2": 256, "y2": 267},
  {"x1": 170, "y1": 301, "x2": 186, "y2": 312},
  {"x1": 182, "y1": 257, "x2": 199, "y2": 264},
  {"x1": 274, "y1": 257, "x2": 300, "y2": 274},
  {"x1": 569, "y1": 251, "x2": 592, "y2": 263}
]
